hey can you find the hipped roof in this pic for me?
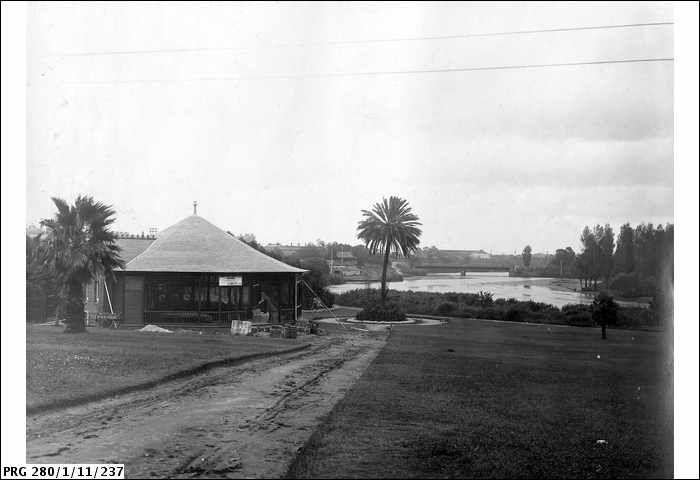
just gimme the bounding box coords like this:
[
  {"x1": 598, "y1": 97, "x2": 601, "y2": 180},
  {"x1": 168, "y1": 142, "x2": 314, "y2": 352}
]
[
  {"x1": 123, "y1": 215, "x2": 306, "y2": 274},
  {"x1": 116, "y1": 238, "x2": 155, "y2": 264}
]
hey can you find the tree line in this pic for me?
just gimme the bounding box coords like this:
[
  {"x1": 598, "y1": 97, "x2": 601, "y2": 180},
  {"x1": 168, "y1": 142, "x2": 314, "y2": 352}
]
[{"x1": 541, "y1": 222, "x2": 674, "y2": 297}]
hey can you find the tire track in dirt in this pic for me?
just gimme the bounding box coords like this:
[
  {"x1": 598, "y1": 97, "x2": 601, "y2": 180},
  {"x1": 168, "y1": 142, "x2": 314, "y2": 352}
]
[{"x1": 27, "y1": 330, "x2": 388, "y2": 479}]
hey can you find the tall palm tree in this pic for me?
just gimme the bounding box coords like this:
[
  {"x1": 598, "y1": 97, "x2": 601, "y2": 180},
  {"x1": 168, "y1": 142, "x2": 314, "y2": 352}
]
[
  {"x1": 357, "y1": 196, "x2": 422, "y2": 303},
  {"x1": 40, "y1": 196, "x2": 123, "y2": 332}
]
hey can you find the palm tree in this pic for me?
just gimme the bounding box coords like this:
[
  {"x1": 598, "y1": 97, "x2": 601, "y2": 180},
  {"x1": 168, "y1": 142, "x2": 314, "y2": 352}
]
[
  {"x1": 40, "y1": 196, "x2": 123, "y2": 332},
  {"x1": 357, "y1": 196, "x2": 422, "y2": 303}
]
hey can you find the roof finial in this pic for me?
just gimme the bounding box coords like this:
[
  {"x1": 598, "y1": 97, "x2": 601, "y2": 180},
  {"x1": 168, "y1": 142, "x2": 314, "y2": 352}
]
[{"x1": 193, "y1": 200, "x2": 198, "y2": 215}]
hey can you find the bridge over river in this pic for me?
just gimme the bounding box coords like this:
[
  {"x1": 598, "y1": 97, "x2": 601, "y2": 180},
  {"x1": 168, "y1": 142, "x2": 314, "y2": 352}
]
[{"x1": 413, "y1": 265, "x2": 512, "y2": 273}]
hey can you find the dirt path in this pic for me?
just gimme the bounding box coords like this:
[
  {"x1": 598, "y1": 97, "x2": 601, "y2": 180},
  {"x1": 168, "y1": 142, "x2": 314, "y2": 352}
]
[{"x1": 27, "y1": 330, "x2": 387, "y2": 478}]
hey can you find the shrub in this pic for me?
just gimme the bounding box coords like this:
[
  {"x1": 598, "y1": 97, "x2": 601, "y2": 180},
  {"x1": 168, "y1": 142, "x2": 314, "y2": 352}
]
[
  {"x1": 477, "y1": 307, "x2": 500, "y2": 320},
  {"x1": 609, "y1": 273, "x2": 656, "y2": 297},
  {"x1": 494, "y1": 297, "x2": 519, "y2": 307},
  {"x1": 618, "y1": 307, "x2": 655, "y2": 327},
  {"x1": 592, "y1": 292, "x2": 619, "y2": 326},
  {"x1": 505, "y1": 305, "x2": 529, "y2": 323},
  {"x1": 566, "y1": 312, "x2": 594, "y2": 326},
  {"x1": 327, "y1": 273, "x2": 345, "y2": 285},
  {"x1": 302, "y1": 287, "x2": 335, "y2": 309},
  {"x1": 436, "y1": 302, "x2": 456, "y2": 314},
  {"x1": 476, "y1": 291, "x2": 494, "y2": 307},
  {"x1": 562, "y1": 304, "x2": 591, "y2": 315},
  {"x1": 526, "y1": 300, "x2": 558, "y2": 313},
  {"x1": 608, "y1": 272, "x2": 640, "y2": 297},
  {"x1": 315, "y1": 288, "x2": 335, "y2": 308},
  {"x1": 335, "y1": 289, "x2": 380, "y2": 307},
  {"x1": 456, "y1": 305, "x2": 500, "y2": 320},
  {"x1": 356, "y1": 301, "x2": 407, "y2": 322}
]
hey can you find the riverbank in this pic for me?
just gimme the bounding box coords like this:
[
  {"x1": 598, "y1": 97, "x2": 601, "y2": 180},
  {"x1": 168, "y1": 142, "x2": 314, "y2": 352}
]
[
  {"x1": 508, "y1": 271, "x2": 563, "y2": 279},
  {"x1": 330, "y1": 274, "x2": 652, "y2": 309},
  {"x1": 547, "y1": 278, "x2": 653, "y2": 307},
  {"x1": 334, "y1": 289, "x2": 660, "y2": 330}
]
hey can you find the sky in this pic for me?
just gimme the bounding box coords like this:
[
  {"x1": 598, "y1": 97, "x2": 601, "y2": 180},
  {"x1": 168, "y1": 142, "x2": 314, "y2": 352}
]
[{"x1": 26, "y1": 2, "x2": 674, "y2": 253}]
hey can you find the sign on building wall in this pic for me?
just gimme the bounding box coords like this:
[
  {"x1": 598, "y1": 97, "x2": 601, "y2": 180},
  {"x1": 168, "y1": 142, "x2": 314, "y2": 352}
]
[{"x1": 219, "y1": 275, "x2": 243, "y2": 287}]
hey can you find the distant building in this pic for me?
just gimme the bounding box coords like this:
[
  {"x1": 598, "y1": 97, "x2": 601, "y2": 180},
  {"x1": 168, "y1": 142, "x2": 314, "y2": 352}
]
[
  {"x1": 264, "y1": 243, "x2": 303, "y2": 257},
  {"x1": 325, "y1": 250, "x2": 359, "y2": 276},
  {"x1": 331, "y1": 265, "x2": 362, "y2": 277},
  {"x1": 336, "y1": 251, "x2": 357, "y2": 266},
  {"x1": 467, "y1": 249, "x2": 491, "y2": 260},
  {"x1": 439, "y1": 249, "x2": 492, "y2": 260}
]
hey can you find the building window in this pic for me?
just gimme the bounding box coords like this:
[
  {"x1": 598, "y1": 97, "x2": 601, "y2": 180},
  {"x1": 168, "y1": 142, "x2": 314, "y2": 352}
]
[
  {"x1": 220, "y1": 286, "x2": 242, "y2": 311},
  {"x1": 279, "y1": 280, "x2": 291, "y2": 306},
  {"x1": 147, "y1": 275, "x2": 197, "y2": 311},
  {"x1": 242, "y1": 286, "x2": 250, "y2": 306}
]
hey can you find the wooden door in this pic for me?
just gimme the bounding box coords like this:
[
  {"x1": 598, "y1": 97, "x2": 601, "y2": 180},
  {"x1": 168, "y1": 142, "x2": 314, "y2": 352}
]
[{"x1": 124, "y1": 276, "x2": 144, "y2": 325}]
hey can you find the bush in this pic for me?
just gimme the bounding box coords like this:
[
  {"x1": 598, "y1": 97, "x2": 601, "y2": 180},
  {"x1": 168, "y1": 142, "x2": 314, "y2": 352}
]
[
  {"x1": 505, "y1": 305, "x2": 529, "y2": 323},
  {"x1": 454, "y1": 306, "x2": 501, "y2": 320},
  {"x1": 562, "y1": 304, "x2": 591, "y2": 315},
  {"x1": 494, "y1": 297, "x2": 520, "y2": 307},
  {"x1": 335, "y1": 288, "x2": 380, "y2": 307},
  {"x1": 436, "y1": 302, "x2": 456, "y2": 314},
  {"x1": 356, "y1": 301, "x2": 407, "y2": 322},
  {"x1": 609, "y1": 272, "x2": 656, "y2": 297},
  {"x1": 618, "y1": 307, "x2": 655, "y2": 327},
  {"x1": 609, "y1": 272, "x2": 637, "y2": 293},
  {"x1": 592, "y1": 292, "x2": 619, "y2": 326},
  {"x1": 476, "y1": 291, "x2": 494, "y2": 307},
  {"x1": 526, "y1": 300, "x2": 559, "y2": 313},
  {"x1": 566, "y1": 312, "x2": 594, "y2": 326},
  {"x1": 327, "y1": 273, "x2": 345, "y2": 285},
  {"x1": 303, "y1": 287, "x2": 335, "y2": 309}
]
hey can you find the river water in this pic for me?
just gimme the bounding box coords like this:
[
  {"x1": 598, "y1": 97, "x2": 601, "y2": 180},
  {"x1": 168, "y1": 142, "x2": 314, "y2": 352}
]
[{"x1": 328, "y1": 272, "x2": 647, "y2": 308}]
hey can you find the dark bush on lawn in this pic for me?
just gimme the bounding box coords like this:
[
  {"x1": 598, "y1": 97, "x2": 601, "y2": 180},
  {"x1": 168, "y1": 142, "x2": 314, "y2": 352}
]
[
  {"x1": 301, "y1": 286, "x2": 336, "y2": 310},
  {"x1": 526, "y1": 300, "x2": 559, "y2": 313},
  {"x1": 618, "y1": 307, "x2": 655, "y2": 327},
  {"x1": 505, "y1": 305, "x2": 530, "y2": 323},
  {"x1": 566, "y1": 313, "x2": 594, "y2": 326},
  {"x1": 436, "y1": 302, "x2": 456, "y2": 314},
  {"x1": 562, "y1": 304, "x2": 591, "y2": 315},
  {"x1": 592, "y1": 292, "x2": 619, "y2": 326},
  {"x1": 494, "y1": 297, "x2": 520, "y2": 307},
  {"x1": 609, "y1": 272, "x2": 656, "y2": 298},
  {"x1": 457, "y1": 306, "x2": 501, "y2": 320},
  {"x1": 356, "y1": 302, "x2": 407, "y2": 322},
  {"x1": 476, "y1": 291, "x2": 494, "y2": 307},
  {"x1": 561, "y1": 304, "x2": 593, "y2": 326}
]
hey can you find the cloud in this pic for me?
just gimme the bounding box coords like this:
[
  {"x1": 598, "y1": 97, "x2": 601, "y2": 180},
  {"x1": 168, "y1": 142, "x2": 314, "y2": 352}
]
[{"x1": 26, "y1": 2, "x2": 675, "y2": 252}]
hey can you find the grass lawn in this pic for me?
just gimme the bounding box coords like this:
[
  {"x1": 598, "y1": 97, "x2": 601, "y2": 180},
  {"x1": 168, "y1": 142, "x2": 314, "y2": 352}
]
[
  {"x1": 26, "y1": 324, "x2": 308, "y2": 412},
  {"x1": 289, "y1": 319, "x2": 673, "y2": 478}
]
